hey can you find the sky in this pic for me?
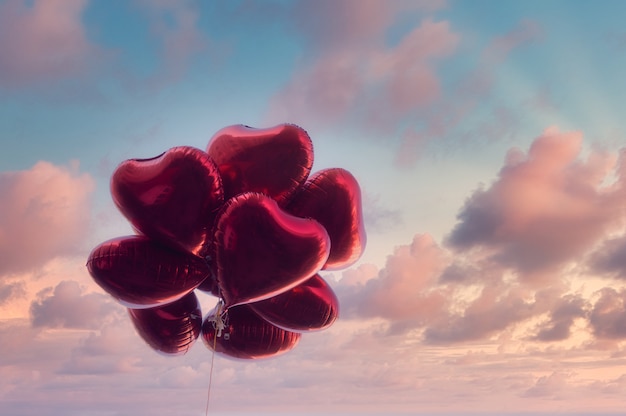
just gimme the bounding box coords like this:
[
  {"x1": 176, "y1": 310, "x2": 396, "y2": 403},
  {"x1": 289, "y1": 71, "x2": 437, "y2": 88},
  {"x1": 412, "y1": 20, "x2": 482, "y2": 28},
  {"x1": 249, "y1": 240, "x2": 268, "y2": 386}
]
[{"x1": 2, "y1": 0, "x2": 626, "y2": 415}]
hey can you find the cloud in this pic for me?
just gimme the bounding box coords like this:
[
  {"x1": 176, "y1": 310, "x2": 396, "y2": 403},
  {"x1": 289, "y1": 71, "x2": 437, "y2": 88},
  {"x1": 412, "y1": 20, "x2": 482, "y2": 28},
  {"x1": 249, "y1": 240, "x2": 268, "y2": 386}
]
[
  {"x1": 589, "y1": 288, "x2": 626, "y2": 340},
  {"x1": 446, "y1": 127, "x2": 626, "y2": 280},
  {"x1": 269, "y1": 5, "x2": 546, "y2": 167},
  {"x1": 523, "y1": 371, "x2": 570, "y2": 398},
  {"x1": 531, "y1": 294, "x2": 588, "y2": 342},
  {"x1": 338, "y1": 234, "x2": 449, "y2": 331},
  {"x1": 423, "y1": 283, "x2": 539, "y2": 344},
  {"x1": 30, "y1": 280, "x2": 116, "y2": 329},
  {"x1": 589, "y1": 233, "x2": 626, "y2": 279},
  {"x1": 395, "y1": 19, "x2": 544, "y2": 166},
  {"x1": 0, "y1": 0, "x2": 105, "y2": 88},
  {"x1": 268, "y1": 3, "x2": 458, "y2": 130},
  {"x1": 0, "y1": 161, "x2": 94, "y2": 276},
  {"x1": 0, "y1": 281, "x2": 26, "y2": 304},
  {"x1": 335, "y1": 129, "x2": 626, "y2": 347},
  {"x1": 59, "y1": 322, "x2": 142, "y2": 375},
  {"x1": 292, "y1": 0, "x2": 446, "y2": 51}
]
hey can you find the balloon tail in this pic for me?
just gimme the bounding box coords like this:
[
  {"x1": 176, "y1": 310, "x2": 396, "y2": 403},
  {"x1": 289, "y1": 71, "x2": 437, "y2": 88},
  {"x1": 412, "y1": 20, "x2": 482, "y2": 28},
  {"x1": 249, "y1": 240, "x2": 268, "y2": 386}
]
[{"x1": 205, "y1": 300, "x2": 225, "y2": 416}]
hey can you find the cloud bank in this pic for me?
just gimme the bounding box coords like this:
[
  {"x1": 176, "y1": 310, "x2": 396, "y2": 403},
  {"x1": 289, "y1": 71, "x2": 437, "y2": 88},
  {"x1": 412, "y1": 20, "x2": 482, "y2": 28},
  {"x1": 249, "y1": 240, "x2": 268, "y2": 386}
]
[{"x1": 338, "y1": 127, "x2": 626, "y2": 346}]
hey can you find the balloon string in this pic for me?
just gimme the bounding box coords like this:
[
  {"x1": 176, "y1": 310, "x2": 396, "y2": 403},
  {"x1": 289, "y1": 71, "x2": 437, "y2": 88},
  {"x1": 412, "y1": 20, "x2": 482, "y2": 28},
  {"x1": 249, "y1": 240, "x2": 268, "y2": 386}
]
[{"x1": 205, "y1": 301, "x2": 223, "y2": 416}]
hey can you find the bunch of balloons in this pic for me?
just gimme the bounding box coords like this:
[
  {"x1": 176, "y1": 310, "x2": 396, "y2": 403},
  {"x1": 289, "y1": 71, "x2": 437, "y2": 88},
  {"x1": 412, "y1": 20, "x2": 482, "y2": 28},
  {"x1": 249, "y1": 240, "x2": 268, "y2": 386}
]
[{"x1": 87, "y1": 124, "x2": 365, "y2": 360}]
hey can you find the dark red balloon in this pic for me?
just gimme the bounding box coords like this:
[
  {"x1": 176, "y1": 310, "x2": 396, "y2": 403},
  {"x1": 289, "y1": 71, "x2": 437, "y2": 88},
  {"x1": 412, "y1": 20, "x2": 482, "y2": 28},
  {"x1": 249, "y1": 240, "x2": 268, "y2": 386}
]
[
  {"x1": 128, "y1": 291, "x2": 202, "y2": 355},
  {"x1": 86, "y1": 236, "x2": 210, "y2": 308},
  {"x1": 202, "y1": 304, "x2": 300, "y2": 360},
  {"x1": 111, "y1": 146, "x2": 224, "y2": 256},
  {"x1": 214, "y1": 192, "x2": 330, "y2": 307},
  {"x1": 287, "y1": 168, "x2": 366, "y2": 270},
  {"x1": 250, "y1": 274, "x2": 339, "y2": 332},
  {"x1": 206, "y1": 124, "x2": 313, "y2": 204}
]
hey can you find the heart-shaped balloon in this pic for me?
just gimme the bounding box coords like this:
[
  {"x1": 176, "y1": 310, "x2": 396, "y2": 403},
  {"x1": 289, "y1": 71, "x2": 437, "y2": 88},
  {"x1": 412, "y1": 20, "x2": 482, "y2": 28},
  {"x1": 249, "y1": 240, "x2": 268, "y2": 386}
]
[
  {"x1": 250, "y1": 274, "x2": 339, "y2": 332},
  {"x1": 87, "y1": 236, "x2": 210, "y2": 308},
  {"x1": 201, "y1": 303, "x2": 300, "y2": 360},
  {"x1": 206, "y1": 124, "x2": 313, "y2": 205},
  {"x1": 287, "y1": 168, "x2": 366, "y2": 269},
  {"x1": 214, "y1": 192, "x2": 330, "y2": 307},
  {"x1": 111, "y1": 146, "x2": 224, "y2": 256},
  {"x1": 128, "y1": 291, "x2": 202, "y2": 355}
]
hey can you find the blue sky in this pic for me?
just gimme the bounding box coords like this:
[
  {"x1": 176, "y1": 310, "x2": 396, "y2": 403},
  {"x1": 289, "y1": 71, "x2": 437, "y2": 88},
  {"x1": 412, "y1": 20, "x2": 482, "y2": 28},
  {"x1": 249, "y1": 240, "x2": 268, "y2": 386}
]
[{"x1": 2, "y1": 0, "x2": 626, "y2": 415}]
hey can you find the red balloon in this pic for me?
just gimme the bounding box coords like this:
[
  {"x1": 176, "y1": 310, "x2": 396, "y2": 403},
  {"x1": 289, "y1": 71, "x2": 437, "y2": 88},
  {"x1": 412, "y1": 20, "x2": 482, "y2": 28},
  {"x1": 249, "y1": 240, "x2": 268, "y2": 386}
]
[
  {"x1": 201, "y1": 304, "x2": 300, "y2": 360},
  {"x1": 206, "y1": 124, "x2": 313, "y2": 205},
  {"x1": 250, "y1": 274, "x2": 339, "y2": 332},
  {"x1": 111, "y1": 146, "x2": 224, "y2": 256},
  {"x1": 214, "y1": 192, "x2": 330, "y2": 307},
  {"x1": 86, "y1": 236, "x2": 210, "y2": 308},
  {"x1": 128, "y1": 291, "x2": 202, "y2": 355},
  {"x1": 287, "y1": 168, "x2": 366, "y2": 269}
]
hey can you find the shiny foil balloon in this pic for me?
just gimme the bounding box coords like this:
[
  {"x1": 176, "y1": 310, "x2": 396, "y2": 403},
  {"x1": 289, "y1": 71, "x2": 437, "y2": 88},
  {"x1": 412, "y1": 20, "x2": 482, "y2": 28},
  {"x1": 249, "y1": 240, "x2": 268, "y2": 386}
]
[
  {"x1": 207, "y1": 124, "x2": 313, "y2": 204},
  {"x1": 111, "y1": 146, "x2": 224, "y2": 256},
  {"x1": 202, "y1": 304, "x2": 300, "y2": 360},
  {"x1": 287, "y1": 168, "x2": 366, "y2": 270},
  {"x1": 128, "y1": 291, "x2": 202, "y2": 355},
  {"x1": 214, "y1": 192, "x2": 330, "y2": 307},
  {"x1": 250, "y1": 274, "x2": 339, "y2": 332},
  {"x1": 87, "y1": 236, "x2": 210, "y2": 308}
]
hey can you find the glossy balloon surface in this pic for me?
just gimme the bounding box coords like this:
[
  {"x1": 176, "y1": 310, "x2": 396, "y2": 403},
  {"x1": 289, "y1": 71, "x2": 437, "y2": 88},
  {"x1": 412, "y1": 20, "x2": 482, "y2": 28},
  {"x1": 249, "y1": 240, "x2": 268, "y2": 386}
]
[
  {"x1": 207, "y1": 124, "x2": 313, "y2": 204},
  {"x1": 250, "y1": 274, "x2": 339, "y2": 332},
  {"x1": 111, "y1": 146, "x2": 224, "y2": 255},
  {"x1": 87, "y1": 236, "x2": 210, "y2": 308},
  {"x1": 288, "y1": 168, "x2": 366, "y2": 270},
  {"x1": 128, "y1": 291, "x2": 202, "y2": 355},
  {"x1": 214, "y1": 192, "x2": 330, "y2": 307},
  {"x1": 202, "y1": 304, "x2": 300, "y2": 360}
]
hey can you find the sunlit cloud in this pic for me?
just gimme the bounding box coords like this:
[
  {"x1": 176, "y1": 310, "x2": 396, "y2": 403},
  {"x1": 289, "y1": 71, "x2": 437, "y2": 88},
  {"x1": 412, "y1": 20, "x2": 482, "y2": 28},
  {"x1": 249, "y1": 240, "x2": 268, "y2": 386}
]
[
  {"x1": 446, "y1": 127, "x2": 626, "y2": 281},
  {"x1": 0, "y1": 161, "x2": 94, "y2": 277}
]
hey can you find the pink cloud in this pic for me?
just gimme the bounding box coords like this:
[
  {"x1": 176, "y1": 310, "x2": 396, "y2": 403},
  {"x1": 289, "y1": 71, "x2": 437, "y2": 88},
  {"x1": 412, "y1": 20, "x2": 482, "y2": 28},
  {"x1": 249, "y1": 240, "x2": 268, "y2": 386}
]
[
  {"x1": 336, "y1": 130, "x2": 626, "y2": 345},
  {"x1": 0, "y1": 161, "x2": 94, "y2": 276},
  {"x1": 523, "y1": 371, "x2": 570, "y2": 399},
  {"x1": 60, "y1": 323, "x2": 142, "y2": 375},
  {"x1": 589, "y1": 234, "x2": 626, "y2": 279},
  {"x1": 424, "y1": 283, "x2": 539, "y2": 343},
  {"x1": 446, "y1": 127, "x2": 626, "y2": 279},
  {"x1": 396, "y1": 19, "x2": 544, "y2": 166},
  {"x1": 269, "y1": 51, "x2": 365, "y2": 124},
  {"x1": 0, "y1": 0, "x2": 103, "y2": 87},
  {"x1": 367, "y1": 19, "x2": 458, "y2": 114},
  {"x1": 270, "y1": 7, "x2": 546, "y2": 167},
  {"x1": 589, "y1": 288, "x2": 626, "y2": 340},
  {"x1": 292, "y1": 0, "x2": 446, "y2": 51},
  {"x1": 0, "y1": 281, "x2": 26, "y2": 304},
  {"x1": 531, "y1": 294, "x2": 588, "y2": 342},
  {"x1": 338, "y1": 234, "x2": 449, "y2": 326},
  {"x1": 30, "y1": 280, "x2": 116, "y2": 329},
  {"x1": 267, "y1": 4, "x2": 458, "y2": 129}
]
